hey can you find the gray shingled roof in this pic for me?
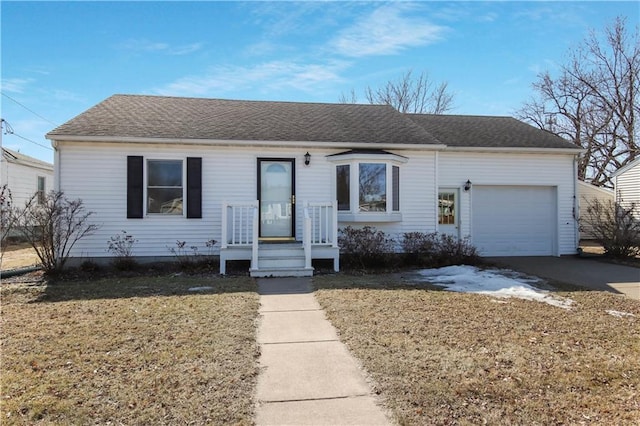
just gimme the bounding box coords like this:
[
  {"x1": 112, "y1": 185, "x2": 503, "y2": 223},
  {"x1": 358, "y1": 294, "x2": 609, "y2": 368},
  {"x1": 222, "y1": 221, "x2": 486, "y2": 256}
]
[
  {"x1": 2, "y1": 148, "x2": 53, "y2": 170},
  {"x1": 47, "y1": 94, "x2": 441, "y2": 145},
  {"x1": 406, "y1": 114, "x2": 578, "y2": 149},
  {"x1": 48, "y1": 94, "x2": 580, "y2": 150}
]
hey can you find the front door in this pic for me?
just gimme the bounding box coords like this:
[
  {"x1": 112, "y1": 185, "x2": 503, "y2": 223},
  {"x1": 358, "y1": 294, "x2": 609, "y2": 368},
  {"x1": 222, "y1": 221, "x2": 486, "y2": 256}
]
[
  {"x1": 258, "y1": 159, "x2": 295, "y2": 240},
  {"x1": 438, "y1": 189, "x2": 459, "y2": 238}
]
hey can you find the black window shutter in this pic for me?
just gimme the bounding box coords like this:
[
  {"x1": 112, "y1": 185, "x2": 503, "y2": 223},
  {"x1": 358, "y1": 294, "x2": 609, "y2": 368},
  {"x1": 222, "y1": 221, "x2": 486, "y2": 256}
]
[
  {"x1": 186, "y1": 157, "x2": 202, "y2": 218},
  {"x1": 392, "y1": 165, "x2": 400, "y2": 211},
  {"x1": 127, "y1": 156, "x2": 143, "y2": 218}
]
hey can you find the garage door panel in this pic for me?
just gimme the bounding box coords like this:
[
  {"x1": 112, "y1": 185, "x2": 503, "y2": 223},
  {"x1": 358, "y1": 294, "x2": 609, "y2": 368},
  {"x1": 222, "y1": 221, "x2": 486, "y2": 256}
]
[{"x1": 473, "y1": 186, "x2": 556, "y2": 256}]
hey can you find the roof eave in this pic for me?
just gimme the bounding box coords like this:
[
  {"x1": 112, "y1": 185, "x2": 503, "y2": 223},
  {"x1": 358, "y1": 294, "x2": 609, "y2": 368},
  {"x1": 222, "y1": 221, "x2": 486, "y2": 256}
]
[
  {"x1": 610, "y1": 158, "x2": 640, "y2": 178},
  {"x1": 46, "y1": 134, "x2": 447, "y2": 150},
  {"x1": 443, "y1": 146, "x2": 584, "y2": 154}
]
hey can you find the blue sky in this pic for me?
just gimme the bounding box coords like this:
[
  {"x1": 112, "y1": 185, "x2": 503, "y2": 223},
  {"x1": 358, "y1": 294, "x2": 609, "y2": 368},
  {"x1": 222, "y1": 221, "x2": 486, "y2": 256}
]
[{"x1": 1, "y1": 1, "x2": 637, "y2": 163}]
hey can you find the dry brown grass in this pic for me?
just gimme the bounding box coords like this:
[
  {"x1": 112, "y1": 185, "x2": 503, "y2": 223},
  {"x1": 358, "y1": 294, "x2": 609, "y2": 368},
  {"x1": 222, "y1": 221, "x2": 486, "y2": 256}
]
[
  {"x1": 1, "y1": 242, "x2": 40, "y2": 271},
  {"x1": 314, "y1": 274, "x2": 640, "y2": 425},
  {"x1": 1, "y1": 275, "x2": 259, "y2": 425}
]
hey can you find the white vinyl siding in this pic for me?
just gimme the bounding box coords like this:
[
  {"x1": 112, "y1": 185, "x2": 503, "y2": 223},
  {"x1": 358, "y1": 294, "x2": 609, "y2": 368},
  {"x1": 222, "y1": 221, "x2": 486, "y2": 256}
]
[
  {"x1": 0, "y1": 157, "x2": 53, "y2": 207},
  {"x1": 577, "y1": 181, "x2": 614, "y2": 239},
  {"x1": 57, "y1": 142, "x2": 337, "y2": 258},
  {"x1": 439, "y1": 151, "x2": 577, "y2": 256},
  {"x1": 55, "y1": 142, "x2": 577, "y2": 259},
  {"x1": 614, "y1": 160, "x2": 640, "y2": 217}
]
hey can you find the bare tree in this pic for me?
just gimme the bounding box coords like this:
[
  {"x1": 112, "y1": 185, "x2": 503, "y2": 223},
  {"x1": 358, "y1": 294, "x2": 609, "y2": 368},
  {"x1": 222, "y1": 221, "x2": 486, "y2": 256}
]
[
  {"x1": 1, "y1": 184, "x2": 19, "y2": 263},
  {"x1": 340, "y1": 69, "x2": 455, "y2": 114},
  {"x1": 13, "y1": 191, "x2": 99, "y2": 273},
  {"x1": 517, "y1": 17, "x2": 639, "y2": 187}
]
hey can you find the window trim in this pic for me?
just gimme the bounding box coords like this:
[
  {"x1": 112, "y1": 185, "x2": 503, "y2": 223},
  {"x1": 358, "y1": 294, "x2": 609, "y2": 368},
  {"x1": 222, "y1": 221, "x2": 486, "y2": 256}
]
[
  {"x1": 328, "y1": 151, "x2": 407, "y2": 223},
  {"x1": 145, "y1": 158, "x2": 186, "y2": 216},
  {"x1": 36, "y1": 175, "x2": 46, "y2": 205}
]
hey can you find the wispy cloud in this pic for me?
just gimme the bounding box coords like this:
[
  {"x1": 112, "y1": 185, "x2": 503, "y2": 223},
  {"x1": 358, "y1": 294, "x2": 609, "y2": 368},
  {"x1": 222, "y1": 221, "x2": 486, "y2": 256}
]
[
  {"x1": 154, "y1": 60, "x2": 350, "y2": 98},
  {"x1": 528, "y1": 59, "x2": 559, "y2": 75},
  {"x1": 330, "y1": 3, "x2": 448, "y2": 57},
  {"x1": 1, "y1": 78, "x2": 34, "y2": 93},
  {"x1": 118, "y1": 39, "x2": 203, "y2": 55},
  {"x1": 478, "y1": 12, "x2": 499, "y2": 23},
  {"x1": 513, "y1": 4, "x2": 589, "y2": 28}
]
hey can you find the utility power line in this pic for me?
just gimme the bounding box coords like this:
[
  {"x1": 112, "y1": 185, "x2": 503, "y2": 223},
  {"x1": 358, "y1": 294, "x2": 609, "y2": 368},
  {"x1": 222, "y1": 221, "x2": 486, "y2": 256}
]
[
  {"x1": 1, "y1": 118, "x2": 53, "y2": 150},
  {"x1": 1, "y1": 91, "x2": 59, "y2": 126},
  {"x1": 10, "y1": 132, "x2": 53, "y2": 151}
]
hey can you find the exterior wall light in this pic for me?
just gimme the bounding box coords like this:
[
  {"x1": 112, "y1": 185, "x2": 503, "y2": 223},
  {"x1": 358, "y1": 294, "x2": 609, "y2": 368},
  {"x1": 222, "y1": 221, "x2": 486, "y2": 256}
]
[
  {"x1": 464, "y1": 179, "x2": 472, "y2": 191},
  {"x1": 304, "y1": 152, "x2": 311, "y2": 166}
]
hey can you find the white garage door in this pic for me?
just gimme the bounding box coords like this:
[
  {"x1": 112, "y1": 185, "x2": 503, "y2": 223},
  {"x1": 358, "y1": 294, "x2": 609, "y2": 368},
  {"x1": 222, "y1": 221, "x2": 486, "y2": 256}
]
[{"x1": 472, "y1": 186, "x2": 556, "y2": 256}]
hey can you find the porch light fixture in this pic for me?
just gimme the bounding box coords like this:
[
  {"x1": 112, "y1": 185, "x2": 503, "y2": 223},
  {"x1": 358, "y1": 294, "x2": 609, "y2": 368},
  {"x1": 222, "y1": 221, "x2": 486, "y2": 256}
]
[
  {"x1": 464, "y1": 180, "x2": 472, "y2": 191},
  {"x1": 304, "y1": 152, "x2": 311, "y2": 166}
]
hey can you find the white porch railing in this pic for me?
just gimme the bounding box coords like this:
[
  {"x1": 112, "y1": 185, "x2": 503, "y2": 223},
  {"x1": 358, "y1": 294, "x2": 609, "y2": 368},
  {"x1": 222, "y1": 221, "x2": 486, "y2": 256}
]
[
  {"x1": 220, "y1": 201, "x2": 258, "y2": 273},
  {"x1": 303, "y1": 200, "x2": 339, "y2": 270},
  {"x1": 221, "y1": 200, "x2": 338, "y2": 275}
]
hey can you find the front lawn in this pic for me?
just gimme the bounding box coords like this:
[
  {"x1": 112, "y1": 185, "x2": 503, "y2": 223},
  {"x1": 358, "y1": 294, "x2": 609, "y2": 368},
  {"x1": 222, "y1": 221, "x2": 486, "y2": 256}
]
[
  {"x1": 1, "y1": 275, "x2": 259, "y2": 425},
  {"x1": 314, "y1": 273, "x2": 640, "y2": 425}
]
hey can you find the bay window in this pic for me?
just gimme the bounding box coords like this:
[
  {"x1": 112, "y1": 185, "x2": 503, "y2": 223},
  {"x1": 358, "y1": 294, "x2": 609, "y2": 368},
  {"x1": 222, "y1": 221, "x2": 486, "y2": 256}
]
[{"x1": 329, "y1": 150, "x2": 406, "y2": 222}]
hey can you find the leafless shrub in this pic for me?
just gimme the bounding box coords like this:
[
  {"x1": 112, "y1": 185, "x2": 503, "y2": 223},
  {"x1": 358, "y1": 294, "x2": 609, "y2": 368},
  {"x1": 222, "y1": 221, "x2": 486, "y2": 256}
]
[
  {"x1": 12, "y1": 191, "x2": 99, "y2": 273},
  {"x1": 107, "y1": 230, "x2": 138, "y2": 270},
  {"x1": 580, "y1": 199, "x2": 640, "y2": 258},
  {"x1": 402, "y1": 232, "x2": 480, "y2": 267},
  {"x1": 338, "y1": 226, "x2": 396, "y2": 269},
  {"x1": 1, "y1": 184, "x2": 18, "y2": 262}
]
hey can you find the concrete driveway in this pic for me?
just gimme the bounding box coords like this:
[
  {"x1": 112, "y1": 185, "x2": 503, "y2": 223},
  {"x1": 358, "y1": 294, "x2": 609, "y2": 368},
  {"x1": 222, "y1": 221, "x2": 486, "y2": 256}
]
[{"x1": 487, "y1": 256, "x2": 640, "y2": 300}]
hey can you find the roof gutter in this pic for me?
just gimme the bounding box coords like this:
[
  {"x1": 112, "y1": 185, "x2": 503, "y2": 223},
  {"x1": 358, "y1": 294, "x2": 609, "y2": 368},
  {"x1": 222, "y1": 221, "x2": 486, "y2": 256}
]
[
  {"x1": 46, "y1": 135, "x2": 447, "y2": 151},
  {"x1": 443, "y1": 146, "x2": 585, "y2": 155}
]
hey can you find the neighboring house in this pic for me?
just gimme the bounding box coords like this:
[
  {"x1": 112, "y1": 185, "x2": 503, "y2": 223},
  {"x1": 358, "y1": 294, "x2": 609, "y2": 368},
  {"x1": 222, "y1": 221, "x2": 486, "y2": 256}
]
[
  {"x1": 46, "y1": 95, "x2": 582, "y2": 276},
  {"x1": 1, "y1": 147, "x2": 53, "y2": 208},
  {"x1": 577, "y1": 180, "x2": 614, "y2": 239},
  {"x1": 611, "y1": 158, "x2": 640, "y2": 217}
]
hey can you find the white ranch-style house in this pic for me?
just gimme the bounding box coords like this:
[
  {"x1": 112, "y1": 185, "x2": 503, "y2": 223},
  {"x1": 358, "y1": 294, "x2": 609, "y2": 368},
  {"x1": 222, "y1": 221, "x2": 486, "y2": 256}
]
[{"x1": 46, "y1": 95, "x2": 582, "y2": 276}]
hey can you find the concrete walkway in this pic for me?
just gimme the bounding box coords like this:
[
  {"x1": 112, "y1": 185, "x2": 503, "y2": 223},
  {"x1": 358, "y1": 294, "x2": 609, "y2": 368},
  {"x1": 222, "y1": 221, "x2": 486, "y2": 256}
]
[
  {"x1": 488, "y1": 256, "x2": 640, "y2": 300},
  {"x1": 254, "y1": 277, "x2": 391, "y2": 426}
]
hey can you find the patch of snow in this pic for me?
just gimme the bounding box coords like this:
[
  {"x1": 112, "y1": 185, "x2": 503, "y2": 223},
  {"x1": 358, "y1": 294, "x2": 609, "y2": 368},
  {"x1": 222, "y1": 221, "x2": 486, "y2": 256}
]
[
  {"x1": 188, "y1": 286, "x2": 213, "y2": 292},
  {"x1": 606, "y1": 310, "x2": 635, "y2": 318},
  {"x1": 416, "y1": 265, "x2": 574, "y2": 309}
]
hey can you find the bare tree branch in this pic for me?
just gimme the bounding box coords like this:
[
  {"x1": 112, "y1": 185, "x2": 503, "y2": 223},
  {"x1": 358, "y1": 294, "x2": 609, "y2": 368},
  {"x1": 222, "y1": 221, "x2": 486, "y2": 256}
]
[
  {"x1": 516, "y1": 16, "x2": 639, "y2": 188},
  {"x1": 340, "y1": 69, "x2": 455, "y2": 114}
]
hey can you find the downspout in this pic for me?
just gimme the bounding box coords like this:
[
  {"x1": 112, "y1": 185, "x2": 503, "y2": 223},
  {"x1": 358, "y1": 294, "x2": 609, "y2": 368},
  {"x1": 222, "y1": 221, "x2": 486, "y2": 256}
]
[
  {"x1": 52, "y1": 140, "x2": 60, "y2": 191},
  {"x1": 573, "y1": 154, "x2": 580, "y2": 254},
  {"x1": 434, "y1": 151, "x2": 439, "y2": 233}
]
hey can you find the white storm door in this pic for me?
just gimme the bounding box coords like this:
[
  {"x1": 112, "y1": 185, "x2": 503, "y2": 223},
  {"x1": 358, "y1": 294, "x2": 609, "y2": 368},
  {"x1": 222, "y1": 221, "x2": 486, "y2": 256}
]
[{"x1": 258, "y1": 159, "x2": 295, "y2": 239}]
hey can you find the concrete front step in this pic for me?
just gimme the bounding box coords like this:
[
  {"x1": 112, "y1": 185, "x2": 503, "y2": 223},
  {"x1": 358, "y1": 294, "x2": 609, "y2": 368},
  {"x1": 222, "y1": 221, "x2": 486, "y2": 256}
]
[
  {"x1": 251, "y1": 267, "x2": 314, "y2": 278},
  {"x1": 258, "y1": 255, "x2": 306, "y2": 269}
]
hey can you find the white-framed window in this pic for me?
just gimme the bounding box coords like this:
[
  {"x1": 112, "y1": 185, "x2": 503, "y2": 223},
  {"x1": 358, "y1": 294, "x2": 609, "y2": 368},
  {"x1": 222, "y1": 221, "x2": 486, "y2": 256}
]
[
  {"x1": 329, "y1": 151, "x2": 406, "y2": 222},
  {"x1": 336, "y1": 164, "x2": 350, "y2": 211},
  {"x1": 36, "y1": 176, "x2": 46, "y2": 205},
  {"x1": 146, "y1": 159, "x2": 184, "y2": 215}
]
